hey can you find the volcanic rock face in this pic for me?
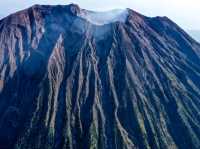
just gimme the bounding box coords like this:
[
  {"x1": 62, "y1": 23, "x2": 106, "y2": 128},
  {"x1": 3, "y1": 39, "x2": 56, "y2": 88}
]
[{"x1": 0, "y1": 4, "x2": 200, "y2": 149}]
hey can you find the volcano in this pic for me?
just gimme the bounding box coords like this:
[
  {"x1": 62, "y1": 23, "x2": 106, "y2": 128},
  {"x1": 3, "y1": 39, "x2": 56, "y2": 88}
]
[{"x1": 0, "y1": 4, "x2": 200, "y2": 149}]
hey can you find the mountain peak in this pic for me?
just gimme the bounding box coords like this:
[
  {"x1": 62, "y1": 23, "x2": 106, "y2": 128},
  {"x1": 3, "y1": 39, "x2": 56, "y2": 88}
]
[
  {"x1": 0, "y1": 4, "x2": 144, "y2": 26},
  {"x1": 67, "y1": 3, "x2": 81, "y2": 16},
  {"x1": 0, "y1": 3, "x2": 200, "y2": 149}
]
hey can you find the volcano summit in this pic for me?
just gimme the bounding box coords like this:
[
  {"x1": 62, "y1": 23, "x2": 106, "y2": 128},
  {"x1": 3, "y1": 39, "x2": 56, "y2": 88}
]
[{"x1": 0, "y1": 4, "x2": 200, "y2": 149}]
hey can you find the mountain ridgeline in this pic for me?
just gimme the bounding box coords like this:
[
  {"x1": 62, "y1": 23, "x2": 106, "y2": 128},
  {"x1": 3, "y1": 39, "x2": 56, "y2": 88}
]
[{"x1": 0, "y1": 4, "x2": 200, "y2": 149}]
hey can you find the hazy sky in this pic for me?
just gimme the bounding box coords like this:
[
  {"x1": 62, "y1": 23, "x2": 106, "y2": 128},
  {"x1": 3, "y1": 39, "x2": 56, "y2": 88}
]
[{"x1": 0, "y1": 0, "x2": 199, "y2": 30}]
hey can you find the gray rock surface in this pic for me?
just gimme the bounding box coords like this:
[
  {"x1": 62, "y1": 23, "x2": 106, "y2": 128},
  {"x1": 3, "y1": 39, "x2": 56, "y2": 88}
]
[{"x1": 0, "y1": 4, "x2": 200, "y2": 149}]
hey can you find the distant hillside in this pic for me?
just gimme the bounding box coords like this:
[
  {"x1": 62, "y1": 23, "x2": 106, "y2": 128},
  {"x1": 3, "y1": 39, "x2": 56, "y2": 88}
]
[{"x1": 188, "y1": 30, "x2": 200, "y2": 42}]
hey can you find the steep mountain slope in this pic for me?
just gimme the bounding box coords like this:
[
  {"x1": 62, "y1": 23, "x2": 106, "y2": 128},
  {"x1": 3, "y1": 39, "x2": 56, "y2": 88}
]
[{"x1": 0, "y1": 4, "x2": 200, "y2": 149}]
